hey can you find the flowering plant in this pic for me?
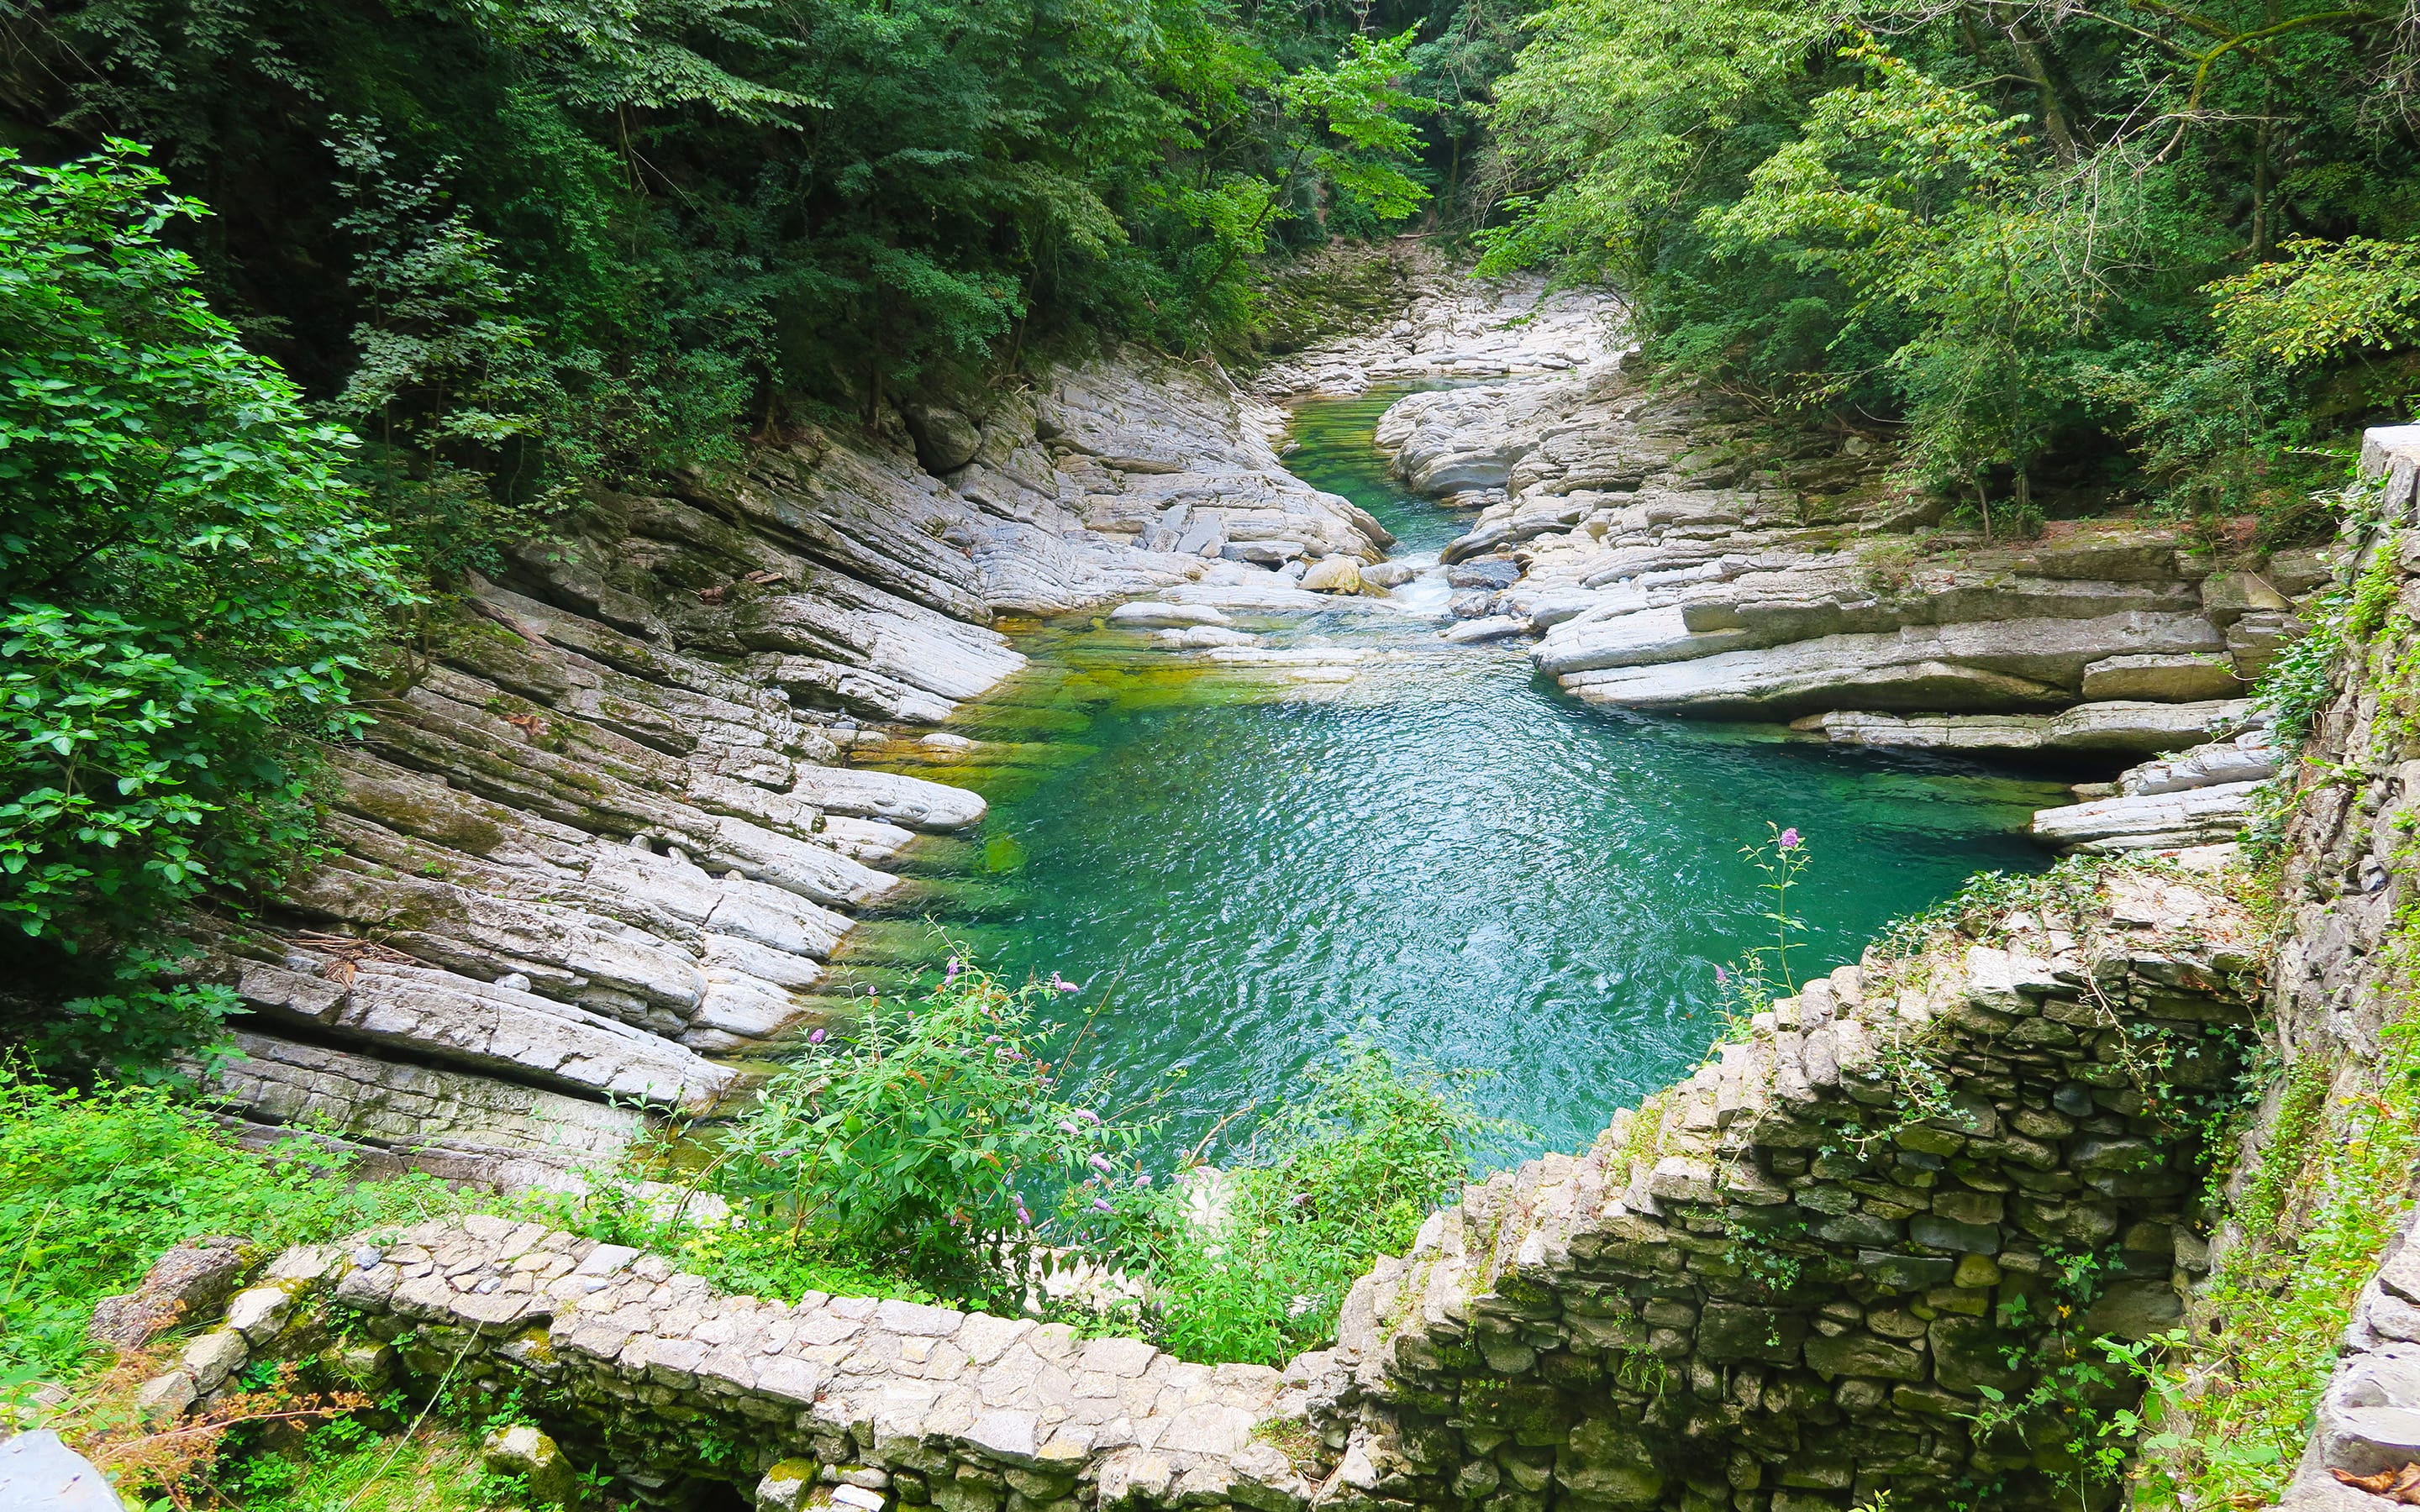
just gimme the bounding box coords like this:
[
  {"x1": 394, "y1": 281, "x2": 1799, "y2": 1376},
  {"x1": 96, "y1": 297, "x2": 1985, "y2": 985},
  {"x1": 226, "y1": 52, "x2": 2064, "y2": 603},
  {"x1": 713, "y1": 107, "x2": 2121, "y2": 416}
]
[{"x1": 1712, "y1": 822, "x2": 1815, "y2": 1031}]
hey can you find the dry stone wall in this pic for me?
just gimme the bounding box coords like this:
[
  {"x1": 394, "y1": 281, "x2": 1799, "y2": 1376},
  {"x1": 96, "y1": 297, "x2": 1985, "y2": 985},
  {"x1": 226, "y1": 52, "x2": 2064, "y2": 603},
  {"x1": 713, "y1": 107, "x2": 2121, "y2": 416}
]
[
  {"x1": 139, "y1": 1219, "x2": 1323, "y2": 1512},
  {"x1": 1306, "y1": 866, "x2": 2260, "y2": 1512},
  {"x1": 145, "y1": 868, "x2": 2260, "y2": 1512}
]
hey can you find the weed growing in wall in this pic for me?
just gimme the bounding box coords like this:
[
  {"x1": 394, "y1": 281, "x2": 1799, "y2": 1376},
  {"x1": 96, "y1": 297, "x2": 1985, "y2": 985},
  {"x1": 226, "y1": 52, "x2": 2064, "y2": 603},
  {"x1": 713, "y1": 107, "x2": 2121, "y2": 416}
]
[
  {"x1": 2132, "y1": 907, "x2": 2420, "y2": 1503},
  {"x1": 2253, "y1": 470, "x2": 2391, "y2": 748}
]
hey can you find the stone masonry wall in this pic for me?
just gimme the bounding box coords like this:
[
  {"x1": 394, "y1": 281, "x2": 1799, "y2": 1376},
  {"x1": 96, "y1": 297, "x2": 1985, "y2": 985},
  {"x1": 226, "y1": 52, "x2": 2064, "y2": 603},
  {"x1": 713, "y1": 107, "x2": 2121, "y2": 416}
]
[
  {"x1": 144, "y1": 868, "x2": 2260, "y2": 1512},
  {"x1": 1307, "y1": 866, "x2": 2259, "y2": 1512}
]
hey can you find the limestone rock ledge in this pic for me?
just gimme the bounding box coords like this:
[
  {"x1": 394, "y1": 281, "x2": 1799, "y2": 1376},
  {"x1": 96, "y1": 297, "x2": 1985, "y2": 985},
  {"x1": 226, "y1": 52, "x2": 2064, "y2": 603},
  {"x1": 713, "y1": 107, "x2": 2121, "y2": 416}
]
[
  {"x1": 190, "y1": 347, "x2": 1392, "y2": 1187},
  {"x1": 149, "y1": 866, "x2": 2260, "y2": 1512},
  {"x1": 1356, "y1": 359, "x2": 2332, "y2": 797}
]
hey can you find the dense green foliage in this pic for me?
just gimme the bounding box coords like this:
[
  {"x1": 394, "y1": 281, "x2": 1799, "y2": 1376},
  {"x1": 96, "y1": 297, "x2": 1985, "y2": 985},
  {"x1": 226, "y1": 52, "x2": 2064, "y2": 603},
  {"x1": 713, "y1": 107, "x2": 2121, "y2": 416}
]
[
  {"x1": 0, "y1": 1068, "x2": 464, "y2": 1389},
  {"x1": 697, "y1": 962, "x2": 1143, "y2": 1296},
  {"x1": 0, "y1": 0, "x2": 1485, "y2": 523},
  {"x1": 1098, "y1": 1041, "x2": 1508, "y2": 1365},
  {"x1": 0, "y1": 146, "x2": 414, "y2": 1072},
  {"x1": 1480, "y1": 0, "x2": 2420, "y2": 527}
]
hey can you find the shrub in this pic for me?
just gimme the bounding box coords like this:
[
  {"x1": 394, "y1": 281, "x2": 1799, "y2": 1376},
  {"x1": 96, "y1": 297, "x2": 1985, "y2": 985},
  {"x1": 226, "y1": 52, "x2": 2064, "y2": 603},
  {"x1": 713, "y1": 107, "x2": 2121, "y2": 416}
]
[
  {"x1": 0, "y1": 142, "x2": 414, "y2": 1069},
  {"x1": 0, "y1": 1067, "x2": 463, "y2": 1393},
  {"x1": 692, "y1": 960, "x2": 1146, "y2": 1299},
  {"x1": 1101, "y1": 1040, "x2": 1511, "y2": 1365}
]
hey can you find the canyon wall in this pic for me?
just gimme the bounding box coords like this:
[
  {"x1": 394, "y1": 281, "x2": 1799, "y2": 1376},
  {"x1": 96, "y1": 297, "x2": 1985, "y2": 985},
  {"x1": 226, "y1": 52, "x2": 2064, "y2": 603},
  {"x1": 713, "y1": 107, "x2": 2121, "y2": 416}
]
[{"x1": 192, "y1": 349, "x2": 1399, "y2": 1189}]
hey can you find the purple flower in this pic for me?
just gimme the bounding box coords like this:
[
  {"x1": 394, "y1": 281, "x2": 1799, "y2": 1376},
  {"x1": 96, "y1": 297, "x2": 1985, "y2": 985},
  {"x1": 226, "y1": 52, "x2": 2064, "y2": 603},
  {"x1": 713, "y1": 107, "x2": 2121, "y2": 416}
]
[
  {"x1": 1049, "y1": 972, "x2": 1082, "y2": 994},
  {"x1": 1134, "y1": 1174, "x2": 1152, "y2": 1188},
  {"x1": 1777, "y1": 827, "x2": 1801, "y2": 851},
  {"x1": 808, "y1": 1028, "x2": 828, "y2": 1044},
  {"x1": 1015, "y1": 1200, "x2": 1033, "y2": 1225},
  {"x1": 945, "y1": 957, "x2": 961, "y2": 984},
  {"x1": 1089, "y1": 1152, "x2": 1116, "y2": 1173},
  {"x1": 1073, "y1": 1109, "x2": 1100, "y2": 1124},
  {"x1": 1059, "y1": 1121, "x2": 1081, "y2": 1137},
  {"x1": 1713, "y1": 964, "x2": 1728, "y2": 986},
  {"x1": 1091, "y1": 1198, "x2": 1114, "y2": 1213}
]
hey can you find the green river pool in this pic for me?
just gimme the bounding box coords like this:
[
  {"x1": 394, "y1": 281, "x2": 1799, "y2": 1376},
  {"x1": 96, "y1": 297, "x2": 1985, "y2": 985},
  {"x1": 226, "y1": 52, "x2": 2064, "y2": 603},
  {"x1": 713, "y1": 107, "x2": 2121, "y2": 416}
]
[{"x1": 839, "y1": 390, "x2": 2070, "y2": 1163}]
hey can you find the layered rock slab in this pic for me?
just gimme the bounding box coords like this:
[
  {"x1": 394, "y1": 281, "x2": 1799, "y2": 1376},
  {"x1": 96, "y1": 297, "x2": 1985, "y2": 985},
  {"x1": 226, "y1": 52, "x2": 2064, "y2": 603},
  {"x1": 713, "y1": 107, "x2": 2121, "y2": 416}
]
[{"x1": 196, "y1": 346, "x2": 1391, "y2": 1181}]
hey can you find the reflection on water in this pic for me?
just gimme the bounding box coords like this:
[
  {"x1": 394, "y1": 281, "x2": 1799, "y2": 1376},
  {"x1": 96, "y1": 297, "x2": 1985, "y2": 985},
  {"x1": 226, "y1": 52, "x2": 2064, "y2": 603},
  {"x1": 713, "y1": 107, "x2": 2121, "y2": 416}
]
[{"x1": 854, "y1": 393, "x2": 2067, "y2": 1163}]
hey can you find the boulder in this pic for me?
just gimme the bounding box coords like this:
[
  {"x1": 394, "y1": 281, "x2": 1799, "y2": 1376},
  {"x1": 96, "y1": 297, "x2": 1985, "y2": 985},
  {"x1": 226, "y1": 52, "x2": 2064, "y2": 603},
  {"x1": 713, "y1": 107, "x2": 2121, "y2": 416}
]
[
  {"x1": 1361, "y1": 560, "x2": 1418, "y2": 590},
  {"x1": 483, "y1": 1425, "x2": 582, "y2": 1508},
  {"x1": 0, "y1": 1431, "x2": 124, "y2": 1512},
  {"x1": 1446, "y1": 557, "x2": 1523, "y2": 591},
  {"x1": 1221, "y1": 539, "x2": 1306, "y2": 565},
  {"x1": 1300, "y1": 556, "x2": 1366, "y2": 594},
  {"x1": 1534, "y1": 606, "x2": 1758, "y2": 675},
  {"x1": 1442, "y1": 616, "x2": 1528, "y2": 644},
  {"x1": 88, "y1": 1236, "x2": 255, "y2": 1352},
  {"x1": 2120, "y1": 732, "x2": 2280, "y2": 795},
  {"x1": 2312, "y1": 1345, "x2": 2420, "y2": 1480},
  {"x1": 1109, "y1": 601, "x2": 1231, "y2": 629},
  {"x1": 900, "y1": 402, "x2": 984, "y2": 475}
]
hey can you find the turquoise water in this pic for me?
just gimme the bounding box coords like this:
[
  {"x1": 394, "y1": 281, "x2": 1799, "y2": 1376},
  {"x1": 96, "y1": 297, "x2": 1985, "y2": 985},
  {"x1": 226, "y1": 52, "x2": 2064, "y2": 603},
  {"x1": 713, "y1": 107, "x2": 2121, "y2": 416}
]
[{"x1": 861, "y1": 391, "x2": 2067, "y2": 1163}]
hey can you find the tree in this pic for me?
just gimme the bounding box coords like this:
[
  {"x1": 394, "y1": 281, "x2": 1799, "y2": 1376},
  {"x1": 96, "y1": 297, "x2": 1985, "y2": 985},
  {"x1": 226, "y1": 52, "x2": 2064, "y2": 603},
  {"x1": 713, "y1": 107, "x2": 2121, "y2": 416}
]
[{"x1": 0, "y1": 142, "x2": 413, "y2": 1068}]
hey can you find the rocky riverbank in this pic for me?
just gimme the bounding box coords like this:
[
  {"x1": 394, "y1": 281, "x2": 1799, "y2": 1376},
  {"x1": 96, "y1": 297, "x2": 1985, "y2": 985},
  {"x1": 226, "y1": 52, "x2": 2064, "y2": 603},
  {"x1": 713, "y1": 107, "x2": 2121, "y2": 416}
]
[
  {"x1": 188, "y1": 345, "x2": 1399, "y2": 1189},
  {"x1": 1318, "y1": 335, "x2": 2323, "y2": 851}
]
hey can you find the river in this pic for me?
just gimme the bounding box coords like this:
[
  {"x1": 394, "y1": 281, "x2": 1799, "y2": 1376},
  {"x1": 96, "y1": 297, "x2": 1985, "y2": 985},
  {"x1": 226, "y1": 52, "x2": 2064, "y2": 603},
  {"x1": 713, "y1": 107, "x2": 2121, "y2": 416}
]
[{"x1": 840, "y1": 389, "x2": 2070, "y2": 1163}]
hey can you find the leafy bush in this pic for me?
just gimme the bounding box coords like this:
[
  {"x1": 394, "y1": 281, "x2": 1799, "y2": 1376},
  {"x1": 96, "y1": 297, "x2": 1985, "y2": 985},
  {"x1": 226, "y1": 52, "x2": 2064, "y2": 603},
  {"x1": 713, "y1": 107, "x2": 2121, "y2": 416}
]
[
  {"x1": 1101, "y1": 1041, "x2": 1510, "y2": 1365},
  {"x1": 2250, "y1": 471, "x2": 2386, "y2": 746},
  {"x1": 0, "y1": 143, "x2": 414, "y2": 1068},
  {"x1": 0, "y1": 1067, "x2": 464, "y2": 1392},
  {"x1": 686, "y1": 961, "x2": 1144, "y2": 1299}
]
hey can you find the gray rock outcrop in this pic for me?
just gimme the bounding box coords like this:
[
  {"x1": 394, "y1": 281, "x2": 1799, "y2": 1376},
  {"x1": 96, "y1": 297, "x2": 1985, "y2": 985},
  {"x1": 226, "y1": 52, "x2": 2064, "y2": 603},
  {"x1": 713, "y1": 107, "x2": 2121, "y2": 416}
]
[
  {"x1": 187, "y1": 346, "x2": 1392, "y2": 1188},
  {"x1": 0, "y1": 1432, "x2": 124, "y2": 1512},
  {"x1": 1348, "y1": 356, "x2": 2329, "y2": 801}
]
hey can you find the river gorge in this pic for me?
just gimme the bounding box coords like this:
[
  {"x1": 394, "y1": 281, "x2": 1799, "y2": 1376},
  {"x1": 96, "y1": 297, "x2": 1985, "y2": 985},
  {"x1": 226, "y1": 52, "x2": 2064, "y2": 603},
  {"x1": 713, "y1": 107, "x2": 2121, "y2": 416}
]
[
  {"x1": 840, "y1": 387, "x2": 2065, "y2": 1159},
  {"x1": 82, "y1": 260, "x2": 2420, "y2": 1512}
]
